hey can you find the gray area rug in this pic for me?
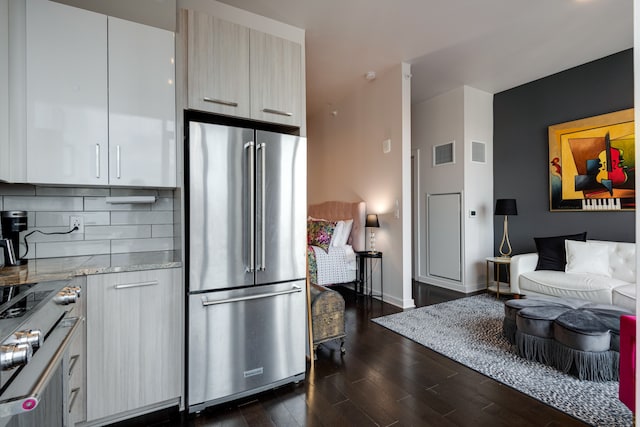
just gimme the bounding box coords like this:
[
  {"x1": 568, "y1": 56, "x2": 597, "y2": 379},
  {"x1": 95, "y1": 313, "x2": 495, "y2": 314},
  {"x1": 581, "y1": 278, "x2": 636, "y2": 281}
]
[{"x1": 372, "y1": 294, "x2": 633, "y2": 427}]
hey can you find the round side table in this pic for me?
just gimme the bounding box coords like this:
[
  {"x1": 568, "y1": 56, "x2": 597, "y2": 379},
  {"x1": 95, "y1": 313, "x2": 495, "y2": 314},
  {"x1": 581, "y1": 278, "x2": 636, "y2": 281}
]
[{"x1": 486, "y1": 256, "x2": 514, "y2": 298}]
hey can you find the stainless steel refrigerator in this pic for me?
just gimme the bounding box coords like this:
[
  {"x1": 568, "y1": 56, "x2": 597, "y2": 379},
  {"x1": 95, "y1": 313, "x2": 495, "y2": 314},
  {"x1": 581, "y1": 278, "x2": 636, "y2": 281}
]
[{"x1": 185, "y1": 120, "x2": 307, "y2": 412}]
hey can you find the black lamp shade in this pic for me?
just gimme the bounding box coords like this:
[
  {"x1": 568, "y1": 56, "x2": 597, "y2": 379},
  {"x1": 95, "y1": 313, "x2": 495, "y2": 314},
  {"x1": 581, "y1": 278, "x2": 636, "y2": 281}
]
[
  {"x1": 365, "y1": 214, "x2": 380, "y2": 228},
  {"x1": 495, "y1": 199, "x2": 517, "y2": 216}
]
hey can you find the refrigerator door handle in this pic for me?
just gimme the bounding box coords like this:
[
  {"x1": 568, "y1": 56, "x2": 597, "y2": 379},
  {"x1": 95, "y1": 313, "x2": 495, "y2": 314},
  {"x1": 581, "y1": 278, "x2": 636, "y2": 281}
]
[
  {"x1": 245, "y1": 141, "x2": 256, "y2": 273},
  {"x1": 200, "y1": 285, "x2": 302, "y2": 306},
  {"x1": 257, "y1": 142, "x2": 266, "y2": 271}
]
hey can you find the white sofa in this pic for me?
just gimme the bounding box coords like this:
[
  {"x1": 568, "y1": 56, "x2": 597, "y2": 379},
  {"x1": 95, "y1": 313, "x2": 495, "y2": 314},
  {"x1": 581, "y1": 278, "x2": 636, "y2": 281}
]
[{"x1": 510, "y1": 240, "x2": 636, "y2": 312}]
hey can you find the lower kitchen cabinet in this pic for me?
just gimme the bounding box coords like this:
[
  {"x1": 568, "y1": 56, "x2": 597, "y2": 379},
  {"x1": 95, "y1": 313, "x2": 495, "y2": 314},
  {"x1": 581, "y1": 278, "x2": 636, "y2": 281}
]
[
  {"x1": 85, "y1": 268, "x2": 182, "y2": 424},
  {"x1": 67, "y1": 277, "x2": 87, "y2": 427}
]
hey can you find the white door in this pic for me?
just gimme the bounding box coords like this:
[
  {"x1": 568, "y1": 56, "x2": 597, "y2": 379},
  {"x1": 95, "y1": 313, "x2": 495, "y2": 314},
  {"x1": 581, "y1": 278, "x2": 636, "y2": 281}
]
[
  {"x1": 108, "y1": 17, "x2": 176, "y2": 187},
  {"x1": 427, "y1": 193, "x2": 461, "y2": 281},
  {"x1": 26, "y1": 0, "x2": 108, "y2": 185}
]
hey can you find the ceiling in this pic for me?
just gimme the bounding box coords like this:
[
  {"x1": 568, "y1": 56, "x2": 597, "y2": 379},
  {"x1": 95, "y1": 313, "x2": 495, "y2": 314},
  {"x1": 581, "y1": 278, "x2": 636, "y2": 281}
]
[{"x1": 217, "y1": 0, "x2": 633, "y2": 117}]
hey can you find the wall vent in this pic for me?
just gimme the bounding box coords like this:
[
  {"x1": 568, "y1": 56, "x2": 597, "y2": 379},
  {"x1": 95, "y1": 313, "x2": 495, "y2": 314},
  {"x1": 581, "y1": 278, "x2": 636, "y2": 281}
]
[
  {"x1": 433, "y1": 141, "x2": 455, "y2": 166},
  {"x1": 471, "y1": 141, "x2": 486, "y2": 163}
]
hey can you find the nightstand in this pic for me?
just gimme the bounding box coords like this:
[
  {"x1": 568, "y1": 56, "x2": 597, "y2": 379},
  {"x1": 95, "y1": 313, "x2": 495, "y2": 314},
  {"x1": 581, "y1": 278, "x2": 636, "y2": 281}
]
[
  {"x1": 486, "y1": 256, "x2": 514, "y2": 298},
  {"x1": 355, "y1": 251, "x2": 383, "y2": 300}
]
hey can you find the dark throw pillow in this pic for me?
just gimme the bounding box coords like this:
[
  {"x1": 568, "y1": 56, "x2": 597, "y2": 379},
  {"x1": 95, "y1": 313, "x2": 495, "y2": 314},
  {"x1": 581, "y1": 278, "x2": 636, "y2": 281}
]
[{"x1": 534, "y1": 232, "x2": 587, "y2": 271}]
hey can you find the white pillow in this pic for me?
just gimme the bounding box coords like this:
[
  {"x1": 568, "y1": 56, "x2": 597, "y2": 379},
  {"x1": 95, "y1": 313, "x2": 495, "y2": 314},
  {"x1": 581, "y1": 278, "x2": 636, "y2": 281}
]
[
  {"x1": 330, "y1": 221, "x2": 345, "y2": 247},
  {"x1": 565, "y1": 240, "x2": 612, "y2": 277},
  {"x1": 331, "y1": 219, "x2": 354, "y2": 247}
]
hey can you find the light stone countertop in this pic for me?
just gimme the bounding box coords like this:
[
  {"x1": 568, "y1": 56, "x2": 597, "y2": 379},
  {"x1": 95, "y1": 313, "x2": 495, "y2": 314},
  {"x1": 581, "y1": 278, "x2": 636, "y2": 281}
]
[{"x1": 0, "y1": 251, "x2": 182, "y2": 286}]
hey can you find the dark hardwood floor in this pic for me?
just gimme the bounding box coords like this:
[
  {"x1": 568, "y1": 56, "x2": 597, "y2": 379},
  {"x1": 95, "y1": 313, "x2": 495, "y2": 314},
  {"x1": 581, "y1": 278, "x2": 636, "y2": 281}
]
[{"x1": 114, "y1": 282, "x2": 588, "y2": 427}]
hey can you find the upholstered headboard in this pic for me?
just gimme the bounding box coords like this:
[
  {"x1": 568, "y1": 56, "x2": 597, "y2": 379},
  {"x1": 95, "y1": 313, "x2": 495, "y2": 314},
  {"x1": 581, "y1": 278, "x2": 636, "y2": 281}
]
[{"x1": 308, "y1": 201, "x2": 366, "y2": 252}]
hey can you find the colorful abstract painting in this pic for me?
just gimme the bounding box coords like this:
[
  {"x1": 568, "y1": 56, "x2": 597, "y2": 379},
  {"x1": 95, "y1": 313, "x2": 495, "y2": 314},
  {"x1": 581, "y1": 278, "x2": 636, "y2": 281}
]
[{"x1": 548, "y1": 109, "x2": 635, "y2": 211}]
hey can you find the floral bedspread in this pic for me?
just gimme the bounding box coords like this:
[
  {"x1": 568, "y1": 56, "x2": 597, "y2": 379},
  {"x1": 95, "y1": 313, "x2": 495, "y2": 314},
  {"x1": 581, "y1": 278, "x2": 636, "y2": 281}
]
[{"x1": 307, "y1": 245, "x2": 318, "y2": 285}]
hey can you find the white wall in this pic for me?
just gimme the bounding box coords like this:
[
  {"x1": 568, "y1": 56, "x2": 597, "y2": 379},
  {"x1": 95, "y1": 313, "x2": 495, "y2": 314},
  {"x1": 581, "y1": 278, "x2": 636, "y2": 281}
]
[
  {"x1": 463, "y1": 86, "x2": 494, "y2": 290},
  {"x1": 412, "y1": 86, "x2": 494, "y2": 293},
  {"x1": 400, "y1": 63, "x2": 413, "y2": 310},
  {"x1": 307, "y1": 63, "x2": 414, "y2": 309},
  {"x1": 412, "y1": 87, "x2": 465, "y2": 289}
]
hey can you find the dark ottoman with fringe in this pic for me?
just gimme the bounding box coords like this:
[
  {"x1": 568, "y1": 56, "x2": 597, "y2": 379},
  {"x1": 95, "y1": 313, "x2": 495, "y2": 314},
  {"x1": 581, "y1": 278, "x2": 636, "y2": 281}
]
[
  {"x1": 502, "y1": 297, "x2": 590, "y2": 344},
  {"x1": 516, "y1": 306, "x2": 569, "y2": 366},
  {"x1": 503, "y1": 297, "x2": 633, "y2": 382}
]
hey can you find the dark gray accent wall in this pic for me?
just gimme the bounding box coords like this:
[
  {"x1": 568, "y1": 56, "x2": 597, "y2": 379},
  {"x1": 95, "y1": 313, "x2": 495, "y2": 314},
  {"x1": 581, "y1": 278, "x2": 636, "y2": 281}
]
[{"x1": 493, "y1": 49, "x2": 634, "y2": 255}]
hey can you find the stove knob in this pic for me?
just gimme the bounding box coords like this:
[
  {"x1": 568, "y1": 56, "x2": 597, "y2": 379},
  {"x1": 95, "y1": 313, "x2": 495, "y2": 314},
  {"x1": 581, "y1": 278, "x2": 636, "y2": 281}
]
[
  {"x1": 65, "y1": 286, "x2": 81, "y2": 298},
  {"x1": 14, "y1": 330, "x2": 42, "y2": 350},
  {"x1": 0, "y1": 343, "x2": 32, "y2": 370},
  {"x1": 53, "y1": 290, "x2": 77, "y2": 305}
]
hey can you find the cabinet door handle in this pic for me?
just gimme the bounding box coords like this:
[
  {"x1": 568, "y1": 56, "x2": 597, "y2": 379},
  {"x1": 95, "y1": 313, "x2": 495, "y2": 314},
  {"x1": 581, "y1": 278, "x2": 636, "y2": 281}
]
[
  {"x1": 116, "y1": 145, "x2": 121, "y2": 179},
  {"x1": 95, "y1": 144, "x2": 100, "y2": 178},
  {"x1": 114, "y1": 280, "x2": 158, "y2": 290},
  {"x1": 262, "y1": 108, "x2": 293, "y2": 117},
  {"x1": 203, "y1": 97, "x2": 238, "y2": 107},
  {"x1": 68, "y1": 387, "x2": 80, "y2": 413},
  {"x1": 68, "y1": 354, "x2": 79, "y2": 377}
]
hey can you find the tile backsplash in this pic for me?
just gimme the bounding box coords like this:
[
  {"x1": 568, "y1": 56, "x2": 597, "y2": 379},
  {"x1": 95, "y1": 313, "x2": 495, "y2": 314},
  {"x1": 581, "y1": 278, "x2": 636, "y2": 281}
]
[{"x1": 0, "y1": 184, "x2": 175, "y2": 259}]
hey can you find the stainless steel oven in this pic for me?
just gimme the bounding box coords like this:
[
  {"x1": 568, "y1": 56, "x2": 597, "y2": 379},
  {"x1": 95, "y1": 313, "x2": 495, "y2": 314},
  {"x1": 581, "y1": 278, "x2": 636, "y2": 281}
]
[{"x1": 0, "y1": 280, "x2": 81, "y2": 427}]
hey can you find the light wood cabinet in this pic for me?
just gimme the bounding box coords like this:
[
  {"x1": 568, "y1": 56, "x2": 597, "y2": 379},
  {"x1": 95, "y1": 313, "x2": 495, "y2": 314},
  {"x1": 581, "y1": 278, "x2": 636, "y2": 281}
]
[
  {"x1": 85, "y1": 268, "x2": 182, "y2": 423},
  {"x1": 23, "y1": 0, "x2": 176, "y2": 187},
  {"x1": 250, "y1": 30, "x2": 302, "y2": 127},
  {"x1": 187, "y1": 10, "x2": 250, "y2": 118},
  {"x1": 0, "y1": 0, "x2": 9, "y2": 182},
  {"x1": 186, "y1": 10, "x2": 303, "y2": 127}
]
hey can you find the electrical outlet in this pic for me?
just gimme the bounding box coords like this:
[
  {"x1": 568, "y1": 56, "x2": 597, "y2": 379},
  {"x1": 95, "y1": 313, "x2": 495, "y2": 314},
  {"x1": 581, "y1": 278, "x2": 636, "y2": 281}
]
[{"x1": 70, "y1": 215, "x2": 84, "y2": 233}]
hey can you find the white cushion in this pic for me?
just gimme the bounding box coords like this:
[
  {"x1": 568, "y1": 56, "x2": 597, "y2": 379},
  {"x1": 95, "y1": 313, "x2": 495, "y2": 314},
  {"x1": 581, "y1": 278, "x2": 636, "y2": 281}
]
[
  {"x1": 598, "y1": 240, "x2": 637, "y2": 283},
  {"x1": 612, "y1": 284, "x2": 636, "y2": 313},
  {"x1": 330, "y1": 221, "x2": 344, "y2": 247},
  {"x1": 331, "y1": 219, "x2": 353, "y2": 247},
  {"x1": 565, "y1": 240, "x2": 611, "y2": 277},
  {"x1": 520, "y1": 270, "x2": 628, "y2": 304}
]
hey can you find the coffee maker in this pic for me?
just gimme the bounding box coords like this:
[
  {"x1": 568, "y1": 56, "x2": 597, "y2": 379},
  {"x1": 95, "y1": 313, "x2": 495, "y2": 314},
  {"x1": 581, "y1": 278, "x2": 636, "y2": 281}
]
[{"x1": 1, "y1": 211, "x2": 28, "y2": 266}]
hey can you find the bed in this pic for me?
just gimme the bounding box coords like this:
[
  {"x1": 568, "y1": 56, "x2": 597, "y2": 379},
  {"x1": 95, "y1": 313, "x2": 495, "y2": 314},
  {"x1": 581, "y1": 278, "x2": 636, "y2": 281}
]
[{"x1": 307, "y1": 201, "x2": 366, "y2": 286}]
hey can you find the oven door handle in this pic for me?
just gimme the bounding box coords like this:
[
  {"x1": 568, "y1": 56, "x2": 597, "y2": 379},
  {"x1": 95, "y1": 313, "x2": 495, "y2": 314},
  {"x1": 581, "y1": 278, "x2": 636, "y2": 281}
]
[{"x1": 0, "y1": 317, "x2": 82, "y2": 418}]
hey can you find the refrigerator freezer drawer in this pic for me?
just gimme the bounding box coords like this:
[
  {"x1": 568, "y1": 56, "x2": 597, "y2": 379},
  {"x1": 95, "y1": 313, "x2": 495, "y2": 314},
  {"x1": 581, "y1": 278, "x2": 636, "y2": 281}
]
[{"x1": 188, "y1": 281, "x2": 306, "y2": 409}]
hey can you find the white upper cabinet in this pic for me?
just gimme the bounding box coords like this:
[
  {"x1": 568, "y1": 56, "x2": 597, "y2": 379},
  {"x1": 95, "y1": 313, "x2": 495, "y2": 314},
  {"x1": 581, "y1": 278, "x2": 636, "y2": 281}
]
[
  {"x1": 109, "y1": 17, "x2": 176, "y2": 187},
  {"x1": 187, "y1": 10, "x2": 250, "y2": 118},
  {"x1": 26, "y1": 0, "x2": 109, "y2": 185},
  {"x1": 23, "y1": 0, "x2": 176, "y2": 187},
  {"x1": 186, "y1": 11, "x2": 303, "y2": 128},
  {"x1": 250, "y1": 30, "x2": 302, "y2": 127}
]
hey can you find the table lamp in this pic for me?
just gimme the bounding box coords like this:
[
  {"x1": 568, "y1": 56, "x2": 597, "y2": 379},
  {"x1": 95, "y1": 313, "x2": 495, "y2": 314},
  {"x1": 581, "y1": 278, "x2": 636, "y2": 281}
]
[
  {"x1": 365, "y1": 214, "x2": 380, "y2": 253},
  {"x1": 495, "y1": 199, "x2": 517, "y2": 257}
]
